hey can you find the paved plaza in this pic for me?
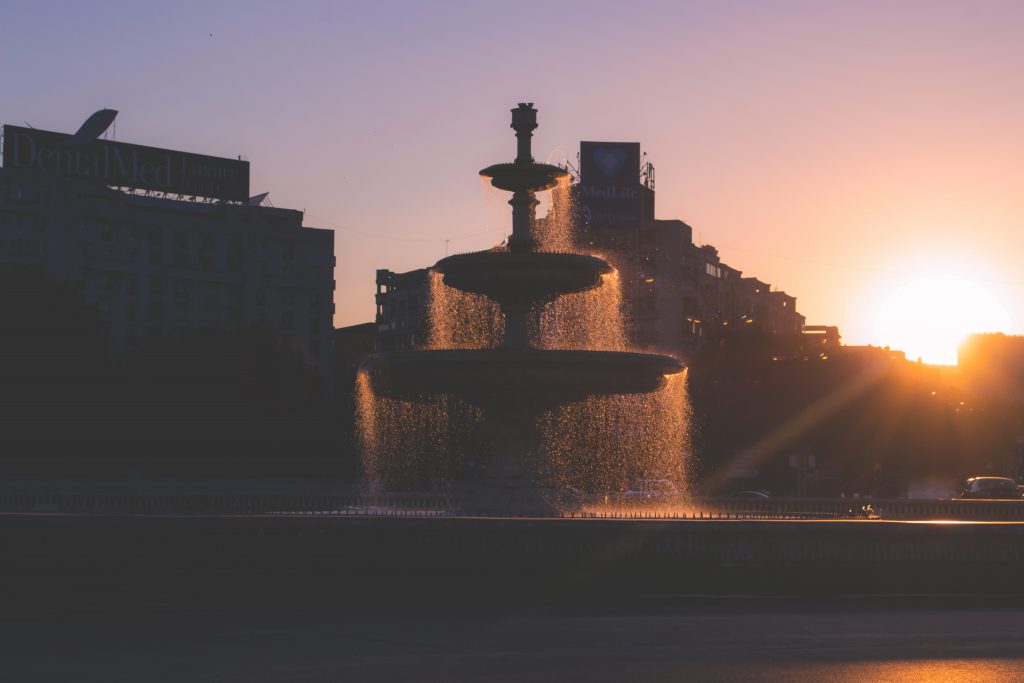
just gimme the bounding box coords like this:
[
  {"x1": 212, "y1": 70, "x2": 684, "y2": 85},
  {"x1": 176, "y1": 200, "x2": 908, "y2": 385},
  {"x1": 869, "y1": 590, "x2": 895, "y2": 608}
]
[{"x1": 8, "y1": 601, "x2": 1024, "y2": 682}]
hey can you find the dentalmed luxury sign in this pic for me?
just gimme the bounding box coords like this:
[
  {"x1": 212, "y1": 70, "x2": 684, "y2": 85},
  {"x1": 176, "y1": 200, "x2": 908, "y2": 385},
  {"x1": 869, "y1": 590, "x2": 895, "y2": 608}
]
[
  {"x1": 578, "y1": 141, "x2": 642, "y2": 227},
  {"x1": 2, "y1": 125, "x2": 250, "y2": 202}
]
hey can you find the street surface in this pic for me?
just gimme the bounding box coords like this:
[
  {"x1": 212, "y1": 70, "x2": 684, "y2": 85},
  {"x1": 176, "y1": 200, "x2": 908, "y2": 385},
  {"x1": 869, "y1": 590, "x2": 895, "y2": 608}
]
[{"x1": 6, "y1": 600, "x2": 1024, "y2": 681}]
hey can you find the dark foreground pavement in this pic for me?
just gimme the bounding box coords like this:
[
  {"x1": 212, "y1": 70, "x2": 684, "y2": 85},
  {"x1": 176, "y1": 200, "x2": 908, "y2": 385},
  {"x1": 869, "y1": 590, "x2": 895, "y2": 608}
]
[
  {"x1": 6, "y1": 601, "x2": 1024, "y2": 682},
  {"x1": 7, "y1": 515, "x2": 1024, "y2": 680}
]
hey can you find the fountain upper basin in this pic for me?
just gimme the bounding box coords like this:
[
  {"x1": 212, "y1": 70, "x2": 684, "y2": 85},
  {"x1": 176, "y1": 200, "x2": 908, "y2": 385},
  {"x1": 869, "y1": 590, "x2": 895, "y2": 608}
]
[
  {"x1": 480, "y1": 162, "x2": 568, "y2": 193},
  {"x1": 435, "y1": 251, "x2": 612, "y2": 307},
  {"x1": 362, "y1": 348, "x2": 685, "y2": 407}
]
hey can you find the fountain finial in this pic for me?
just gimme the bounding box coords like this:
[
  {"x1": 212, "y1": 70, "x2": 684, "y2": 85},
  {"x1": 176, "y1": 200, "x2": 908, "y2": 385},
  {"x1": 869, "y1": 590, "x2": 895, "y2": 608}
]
[
  {"x1": 511, "y1": 103, "x2": 538, "y2": 164},
  {"x1": 481, "y1": 103, "x2": 567, "y2": 193}
]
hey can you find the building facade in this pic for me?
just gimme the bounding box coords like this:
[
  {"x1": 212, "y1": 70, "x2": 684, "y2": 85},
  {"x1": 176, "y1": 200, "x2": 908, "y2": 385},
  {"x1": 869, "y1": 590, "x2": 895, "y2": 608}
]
[
  {"x1": 374, "y1": 267, "x2": 429, "y2": 350},
  {"x1": 575, "y1": 141, "x2": 805, "y2": 355},
  {"x1": 0, "y1": 139, "x2": 335, "y2": 388},
  {"x1": 373, "y1": 139, "x2": 810, "y2": 357},
  {"x1": 959, "y1": 333, "x2": 1024, "y2": 402}
]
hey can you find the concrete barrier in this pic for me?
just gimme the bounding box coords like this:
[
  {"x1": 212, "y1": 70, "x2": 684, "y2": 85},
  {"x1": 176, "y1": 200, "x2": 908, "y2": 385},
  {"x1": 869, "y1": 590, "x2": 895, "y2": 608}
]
[{"x1": 3, "y1": 514, "x2": 1024, "y2": 609}]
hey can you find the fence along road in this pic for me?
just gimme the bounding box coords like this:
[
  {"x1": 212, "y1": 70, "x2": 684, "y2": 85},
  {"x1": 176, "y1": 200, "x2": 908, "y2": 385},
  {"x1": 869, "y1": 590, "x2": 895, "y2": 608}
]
[{"x1": 3, "y1": 493, "x2": 1024, "y2": 520}]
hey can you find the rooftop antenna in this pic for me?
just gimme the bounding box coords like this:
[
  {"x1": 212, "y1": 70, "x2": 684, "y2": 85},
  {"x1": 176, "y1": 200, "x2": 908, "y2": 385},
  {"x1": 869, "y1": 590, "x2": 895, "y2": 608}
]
[
  {"x1": 640, "y1": 151, "x2": 655, "y2": 190},
  {"x1": 565, "y1": 153, "x2": 580, "y2": 182}
]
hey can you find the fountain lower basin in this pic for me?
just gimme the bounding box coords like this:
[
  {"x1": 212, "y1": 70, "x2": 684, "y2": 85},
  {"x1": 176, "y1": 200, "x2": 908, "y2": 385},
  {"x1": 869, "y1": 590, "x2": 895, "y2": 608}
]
[{"x1": 362, "y1": 348, "x2": 685, "y2": 407}]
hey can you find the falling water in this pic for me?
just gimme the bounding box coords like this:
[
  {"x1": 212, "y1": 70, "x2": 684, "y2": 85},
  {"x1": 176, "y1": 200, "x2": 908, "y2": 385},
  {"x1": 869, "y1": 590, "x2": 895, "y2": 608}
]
[
  {"x1": 356, "y1": 369, "x2": 482, "y2": 493},
  {"x1": 538, "y1": 370, "x2": 692, "y2": 498},
  {"x1": 425, "y1": 270, "x2": 503, "y2": 349},
  {"x1": 355, "y1": 371, "x2": 384, "y2": 493},
  {"x1": 534, "y1": 175, "x2": 576, "y2": 252},
  {"x1": 534, "y1": 269, "x2": 630, "y2": 351}
]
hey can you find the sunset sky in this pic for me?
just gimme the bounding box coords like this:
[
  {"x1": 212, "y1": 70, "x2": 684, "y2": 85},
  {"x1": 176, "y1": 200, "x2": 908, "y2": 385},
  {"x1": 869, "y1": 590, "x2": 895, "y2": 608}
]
[{"x1": 4, "y1": 0, "x2": 1023, "y2": 362}]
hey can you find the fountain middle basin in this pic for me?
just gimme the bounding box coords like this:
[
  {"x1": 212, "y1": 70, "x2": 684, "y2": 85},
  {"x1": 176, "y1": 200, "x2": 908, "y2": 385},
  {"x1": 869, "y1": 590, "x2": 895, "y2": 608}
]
[{"x1": 435, "y1": 250, "x2": 611, "y2": 308}]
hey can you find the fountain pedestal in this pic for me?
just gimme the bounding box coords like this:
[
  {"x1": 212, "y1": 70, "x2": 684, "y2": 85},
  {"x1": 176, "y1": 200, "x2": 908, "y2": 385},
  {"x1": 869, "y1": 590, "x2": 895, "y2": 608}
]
[{"x1": 454, "y1": 397, "x2": 573, "y2": 516}]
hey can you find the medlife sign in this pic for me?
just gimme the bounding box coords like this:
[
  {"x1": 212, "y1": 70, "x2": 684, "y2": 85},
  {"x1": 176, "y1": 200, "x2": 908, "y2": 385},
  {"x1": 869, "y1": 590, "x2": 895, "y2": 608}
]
[
  {"x1": 578, "y1": 141, "x2": 643, "y2": 227},
  {"x1": 2, "y1": 125, "x2": 250, "y2": 202}
]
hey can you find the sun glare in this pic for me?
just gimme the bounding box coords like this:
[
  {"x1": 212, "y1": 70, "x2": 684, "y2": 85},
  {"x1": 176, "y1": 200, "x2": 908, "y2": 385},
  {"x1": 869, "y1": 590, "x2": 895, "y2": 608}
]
[{"x1": 873, "y1": 274, "x2": 1010, "y2": 365}]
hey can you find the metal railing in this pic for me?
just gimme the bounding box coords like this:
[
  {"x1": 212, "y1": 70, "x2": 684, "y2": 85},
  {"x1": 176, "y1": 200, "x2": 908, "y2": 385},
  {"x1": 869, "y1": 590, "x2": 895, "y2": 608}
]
[
  {"x1": 3, "y1": 492, "x2": 1024, "y2": 520},
  {"x1": 0, "y1": 493, "x2": 454, "y2": 516},
  {"x1": 699, "y1": 497, "x2": 1024, "y2": 521}
]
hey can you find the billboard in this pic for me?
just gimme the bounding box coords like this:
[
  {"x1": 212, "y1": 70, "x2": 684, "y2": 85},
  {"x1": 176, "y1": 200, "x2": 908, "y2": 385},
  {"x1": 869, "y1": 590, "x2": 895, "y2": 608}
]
[
  {"x1": 579, "y1": 141, "x2": 642, "y2": 227},
  {"x1": 2, "y1": 125, "x2": 250, "y2": 202}
]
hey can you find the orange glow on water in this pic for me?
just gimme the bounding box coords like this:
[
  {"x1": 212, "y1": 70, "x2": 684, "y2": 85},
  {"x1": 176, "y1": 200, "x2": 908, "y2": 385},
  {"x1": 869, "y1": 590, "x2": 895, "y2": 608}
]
[
  {"x1": 426, "y1": 270, "x2": 503, "y2": 349},
  {"x1": 540, "y1": 370, "x2": 691, "y2": 498},
  {"x1": 536, "y1": 270, "x2": 629, "y2": 352}
]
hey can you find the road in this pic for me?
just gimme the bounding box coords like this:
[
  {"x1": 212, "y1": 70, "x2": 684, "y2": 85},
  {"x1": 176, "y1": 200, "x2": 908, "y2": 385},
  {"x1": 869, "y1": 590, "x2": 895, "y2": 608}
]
[{"x1": 6, "y1": 600, "x2": 1024, "y2": 681}]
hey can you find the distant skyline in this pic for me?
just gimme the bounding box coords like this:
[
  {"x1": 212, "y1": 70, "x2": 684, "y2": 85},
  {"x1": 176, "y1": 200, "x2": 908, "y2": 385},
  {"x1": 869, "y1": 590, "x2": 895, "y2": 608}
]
[{"x1": 4, "y1": 0, "x2": 1024, "y2": 362}]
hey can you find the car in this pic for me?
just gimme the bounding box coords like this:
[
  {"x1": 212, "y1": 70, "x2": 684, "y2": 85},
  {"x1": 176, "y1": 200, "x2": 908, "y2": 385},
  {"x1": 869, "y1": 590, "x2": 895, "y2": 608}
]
[
  {"x1": 623, "y1": 479, "x2": 680, "y2": 501},
  {"x1": 955, "y1": 477, "x2": 1022, "y2": 500}
]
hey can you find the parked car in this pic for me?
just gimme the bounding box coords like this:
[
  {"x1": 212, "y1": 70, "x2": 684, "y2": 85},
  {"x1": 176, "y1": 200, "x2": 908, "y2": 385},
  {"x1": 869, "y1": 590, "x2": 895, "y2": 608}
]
[
  {"x1": 623, "y1": 479, "x2": 679, "y2": 501},
  {"x1": 956, "y1": 477, "x2": 1022, "y2": 500}
]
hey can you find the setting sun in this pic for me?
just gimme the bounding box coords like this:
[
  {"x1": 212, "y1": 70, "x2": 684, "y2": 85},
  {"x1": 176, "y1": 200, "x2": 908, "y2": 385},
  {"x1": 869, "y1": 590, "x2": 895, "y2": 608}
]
[{"x1": 873, "y1": 274, "x2": 1010, "y2": 365}]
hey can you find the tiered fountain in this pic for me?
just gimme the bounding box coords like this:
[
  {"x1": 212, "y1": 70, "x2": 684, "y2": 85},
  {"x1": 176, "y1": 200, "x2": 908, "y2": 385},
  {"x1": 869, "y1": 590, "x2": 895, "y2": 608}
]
[{"x1": 361, "y1": 104, "x2": 685, "y2": 513}]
